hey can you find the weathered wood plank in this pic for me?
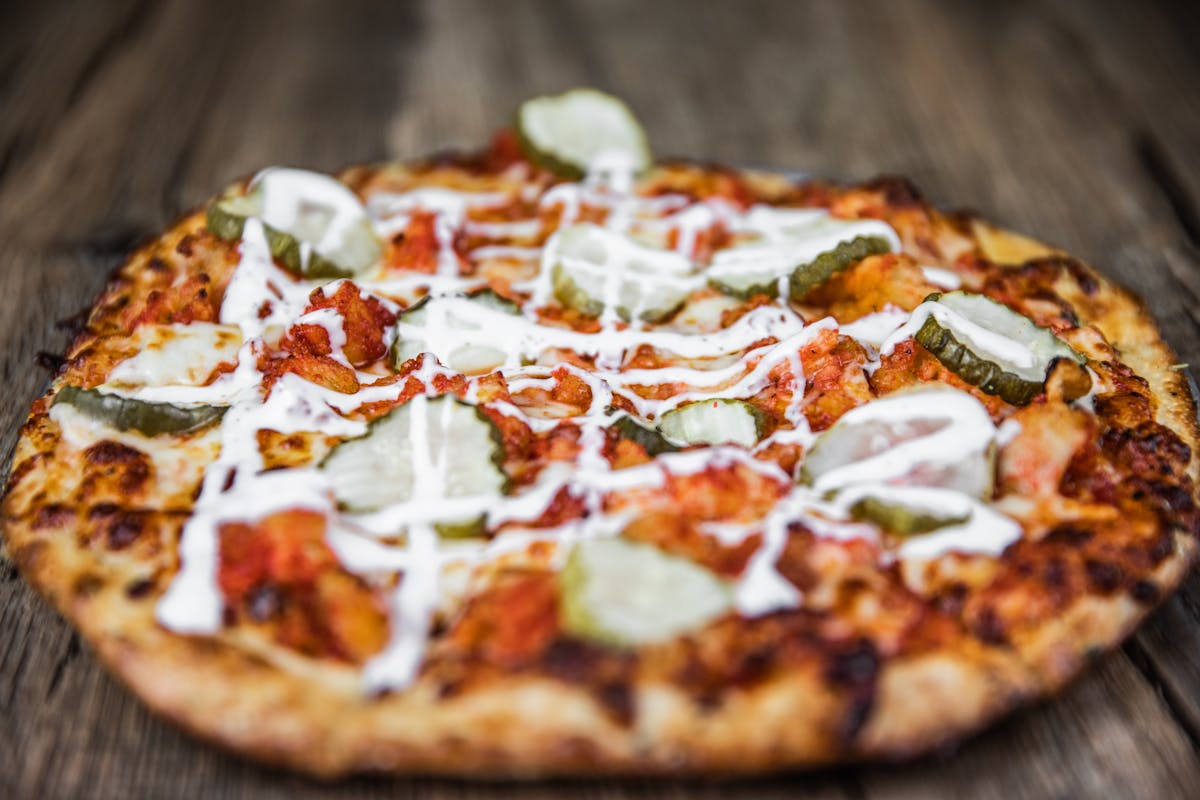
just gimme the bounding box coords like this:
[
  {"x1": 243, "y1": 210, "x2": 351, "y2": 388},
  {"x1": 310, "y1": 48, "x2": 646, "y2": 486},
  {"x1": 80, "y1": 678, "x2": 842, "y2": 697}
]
[
  {"x1": 2, "y1": 1, "x2": 1199, "y2": 797},
  {"x1": 857, "y1": 652, "x2": 1200, "y2": 798}
]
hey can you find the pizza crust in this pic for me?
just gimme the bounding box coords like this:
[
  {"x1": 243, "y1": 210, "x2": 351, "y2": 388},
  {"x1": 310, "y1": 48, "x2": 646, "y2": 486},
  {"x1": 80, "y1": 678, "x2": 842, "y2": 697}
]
[
  {"x1": 9, "y1": 509, "x2": 1036, "y2": 776},
  {"x1": 3, "y1": 196, "x2": 1196, "y2": 777}
]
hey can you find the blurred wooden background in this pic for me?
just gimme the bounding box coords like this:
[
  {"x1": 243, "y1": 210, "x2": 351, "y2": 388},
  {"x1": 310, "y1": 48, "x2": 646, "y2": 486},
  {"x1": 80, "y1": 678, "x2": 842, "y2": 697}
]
[{"x1": 2, "y1": 1, "x2": 1199, "y2": 797}]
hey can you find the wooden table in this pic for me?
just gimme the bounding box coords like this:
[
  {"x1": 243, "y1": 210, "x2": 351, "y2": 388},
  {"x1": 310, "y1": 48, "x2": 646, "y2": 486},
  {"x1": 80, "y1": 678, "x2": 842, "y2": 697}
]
[{"x1": 2, "y1": 1, "x2": 1198, "y2": 796}]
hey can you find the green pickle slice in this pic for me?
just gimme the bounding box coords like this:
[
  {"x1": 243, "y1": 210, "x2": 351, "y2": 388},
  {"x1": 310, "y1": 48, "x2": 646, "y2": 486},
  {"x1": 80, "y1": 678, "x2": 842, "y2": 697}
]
[
  {"x1": 206, "y1": 168, "x2": 382, "y2": 279},
  {"x1": 657, "y1": 399, "x2": 765, "y2": 448},
  {"x1": 391, "y1": 289, "x2": 520, "y2": 374},
  {"x1": 548, "y1": 223, "x2": 696, "y2": 322},
  {"x1": 54, "y1": 385, "x2": 225, "y2": 436},
  {"x1": 914, "y1": 291, "x2": 1089, "y2": 406},
  {"x1": 560, "y1": 537, "x2": 732, "y2": 647},
  {"x1": 798, "y1": 387, "x2": 996, "y2": 499},
  {"x1": 707, "y1": 272, "x2": 782, "y2": 301},
  {"x1": 320, "y1": 395, "x2": 507, "y2": 537},
  {"x1": 611, "y1": 415, "x2": 680, "y2": 456},
  {"x1": 788, "y1": 235, "x2": 892, "y2": 302},
  {"x1": 849, "y1": 494, "x2": 970, "y2": 536},
  {"x1": 515, "y1": 88, "x2": 652, "y2": 179}
]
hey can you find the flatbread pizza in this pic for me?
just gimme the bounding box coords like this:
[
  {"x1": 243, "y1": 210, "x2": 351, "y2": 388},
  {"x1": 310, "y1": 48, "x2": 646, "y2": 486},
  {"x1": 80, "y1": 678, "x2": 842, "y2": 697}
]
[{"x1": 4, "y1": 89, "x2": 1197, "y2": 777}]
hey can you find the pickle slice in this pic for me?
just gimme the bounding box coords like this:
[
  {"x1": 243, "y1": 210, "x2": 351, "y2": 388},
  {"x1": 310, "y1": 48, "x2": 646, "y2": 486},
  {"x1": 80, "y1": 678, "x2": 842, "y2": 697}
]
[
  {"x1": 560, "y1": 537, "x2": 732, "y2": 647},
  {"x1": 835, "y1": 484, "x2": 1023, "y2": 560},
  {"x1": 849, "y1": 494, "x2": 970, "y2": 536},
  {"x1": 788, "y1": 235, "x2": 892, "y2": 301},
  {"x1": 914, "y1": 291, "x2": 1088, "y2": 406},
  {"x1": 799, "y1": 387, "x2": 996, "y2": 498},
  {"x1": 658, "y1": 399, "x2": 765, "y2": 448},
  {"x1": 612, "y1": 415, "x2": 680, "y2": 456},
  {"x1": 515, "y1": 88, "x2": 652, "y2": 180},
  {"x1": 54, "y1": 385, "x2": 225, "y2": 436},
  {"x1": 206, "y1": 168, "x2": 382, "y2": 278},
  {"x1": 706, "y1": 270, "x2": 782, "y2": 300},
  {"x1": 392, "y1": 290, "x2": 520, "y2": 374},
  {"x1": 320, "y1": 395, "x2": 506, "y2": 535},
  {"x1": 547, "y1": 223, "x2": 697, "y2": 322},
  {"x1": 431, "y1": 516, "x2": 488, "y2": 540}
]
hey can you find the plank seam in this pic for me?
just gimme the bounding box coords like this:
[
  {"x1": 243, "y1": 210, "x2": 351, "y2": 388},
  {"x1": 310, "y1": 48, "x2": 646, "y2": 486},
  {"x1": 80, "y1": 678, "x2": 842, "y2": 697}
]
[
  {"x1": 62, "y1": 0, "x2": 157, "y2": 113},
  {"x1": 0, "y1": 0, "x2": 157, "y2": 191},
  {"x1": 44, "y1": 633, "x2": 80, "y2": 701},
  {"x1": 1135, "y1": 131, "x2": 1200, "y2": 250},
  {"x1": 1123, "y1": 636, "x2": 1200, "y2": 754}
]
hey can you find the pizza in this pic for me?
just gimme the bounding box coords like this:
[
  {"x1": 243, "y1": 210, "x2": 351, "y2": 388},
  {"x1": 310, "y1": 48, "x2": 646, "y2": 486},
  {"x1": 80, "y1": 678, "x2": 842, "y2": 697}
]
[{"x1": 3, "y1": 88, "x2": 1198, "y2": 778}]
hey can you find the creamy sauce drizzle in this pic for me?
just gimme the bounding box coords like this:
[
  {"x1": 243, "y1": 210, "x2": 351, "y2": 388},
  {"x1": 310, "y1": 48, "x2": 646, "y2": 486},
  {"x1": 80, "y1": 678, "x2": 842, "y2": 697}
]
[{"x1": 64, "y1": 160, "x2": 1033, "y2": 691}]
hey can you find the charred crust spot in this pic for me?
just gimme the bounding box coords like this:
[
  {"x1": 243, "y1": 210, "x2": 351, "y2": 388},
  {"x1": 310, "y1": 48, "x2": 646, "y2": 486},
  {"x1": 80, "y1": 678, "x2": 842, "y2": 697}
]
[
  {"x1": 1149, "y1": 532, "x2": 1175, "y2": 563},
  {"x1": 146, "y1": 257, "x2": 171, "y2": 274},
  {"x1": 12, "y1": 540, "x2": 47, "y2": 574},
  {"x1": 108, "y1": 516, "x2": 144, "y2": 549},
  {"x1": 972, "y1": 607, "x2": 1009, "y2": 645},
  {"x1": 542, "y1": 638, "x2": 606, "y2": 682},
  {"x1": 33, "y1": 503, "x2": 74, "y2": 530},
  {"x1": 1044, "y1": 526, "x2": 1093, "y2": 546},
  {"x1": 55, "y1": 307, "x2": 91, "y2": 338},
  {"x1": 368, "y1": 685, "x2": 395, "y2": 701},
  {"x1": 1131, "y1": 579, "x2": 1160, "y2": 604},
  {"x1": 6, "y1": 453, "x2": 48, "y2": 495},
  {"x1": 125, "y1": 577, "x2": 156, "y2": 599},
  {"x1": 87, "y1": 504, "x2": 148, "y2": 550},
  {"x1": 933, "y1": 582, "x2": 969, "y2": 616},
  {"x1": 1020, "y1": 256, "x2": 1100, "y2": 296},
  {"x1": 842, "y1": 694, "x2": 875, "y2": 744},
  {"x1": 85, "y1": 440, "x2": 146, "y2": 466},
  {"x1": 943, "y1": 209, "x2": 977, "y2": 235},
  {"x1": 245, "y1": 583, "x2": 283, "y2": 622},
  {"x1": 72, "y1": 573, "x2": 104, "y2": 599},
  {"x1": 1084, "y1": 560, "x2": 1123, "y2": 594},
  {"x1": 824, "y1": 639, "x2": 879, "y2": 742},
  {"x1": 83, "y1": 440, "x2": 151, "y2": 494},
  {"x1": 731, "y1": 646, "x2": 776, "y2": 685},
  {"x1": 1107, "y1": 423, "x2": 1192, "y2": 473},
  {"x1": 176, "y1": 235, "x2": 196, "y2": 257},
  {"x1": 825, "y1": 638, "x2": 879, "y2": 687},
  {"x1": 594, "y1": 681, "x2": 635, "y2": 727},
  {"x1": 695, "y1": 691, "x2": 724, "y2": 714},
  {"x1": 863, "y1": 175, "x2": 925, "y2": 207},
  {"x1": 1148, "y1": 483, "x2": 1196, "y2": 517},
  {"x1": 1043, "y1": 557, "x2": 1067, "y2": 588},
  {"x1": 540, "y1": 638, "x2": 635, "y2": 712},
  {"x1": 35, "y1": 351, "x2": 66, "y2": 372}
]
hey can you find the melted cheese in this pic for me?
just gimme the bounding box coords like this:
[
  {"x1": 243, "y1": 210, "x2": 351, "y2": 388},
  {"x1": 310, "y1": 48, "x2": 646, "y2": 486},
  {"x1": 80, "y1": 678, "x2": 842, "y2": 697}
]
[{"x1": 105, "y1": 324, "x2": 243, "y2": 388}]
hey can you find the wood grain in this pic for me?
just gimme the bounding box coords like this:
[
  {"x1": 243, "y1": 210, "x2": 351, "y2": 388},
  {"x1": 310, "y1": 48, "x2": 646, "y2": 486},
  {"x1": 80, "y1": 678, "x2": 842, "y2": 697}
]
[{"x1": 1, "y1": 1, "x2": 1198, "y2": 797}]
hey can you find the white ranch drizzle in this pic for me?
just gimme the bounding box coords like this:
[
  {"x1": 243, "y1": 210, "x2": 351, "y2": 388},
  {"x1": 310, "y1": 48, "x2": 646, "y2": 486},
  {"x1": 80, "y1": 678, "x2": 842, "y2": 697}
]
[
  {"x1": 838, "y1": 306, "x2": 910, "y2": 350},
  {"x1": 124, "y1": 159, "x2": 1032, "y2": 692},
  {"x1": 880, "y1": 300, "x2": 1038, "y2": 377},
  {"x1": 831, "y1": 484, "x2": 1021, "y2": 560},
  {"x1": 806, "y1": 389, "x2": 997, "y2": 495},
  {"x1": 921, "y1": 265, "x2": 963, "y2": 289},
  {"x1": 253, "y1": 168, "x2": 374, "y2": 270},
  {"x1": 706, "y1": 207, "x2": 903, "y2": 296}
]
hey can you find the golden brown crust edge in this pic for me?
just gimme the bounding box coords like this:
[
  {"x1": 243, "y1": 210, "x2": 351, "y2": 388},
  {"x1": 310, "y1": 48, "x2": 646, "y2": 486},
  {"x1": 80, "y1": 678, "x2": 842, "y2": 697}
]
[
  {"x1": 2, "y1": 217, "x2": 1197, "y2": 779},
  {"x1": 970, "y1": 221, "x2": 1200, "y2": 691}
]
